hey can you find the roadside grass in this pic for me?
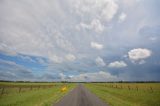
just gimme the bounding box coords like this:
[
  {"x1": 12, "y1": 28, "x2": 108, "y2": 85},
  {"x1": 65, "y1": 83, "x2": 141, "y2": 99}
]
[
  {"x1": 0, "y1": 83, "x2": 75, "y2": 106},
  {"x1": 0, "y1": 82, "x2": 61, "y2": 86},
  {"x1": 85, "y1": 83, "x2": 160, "y2": 106}
]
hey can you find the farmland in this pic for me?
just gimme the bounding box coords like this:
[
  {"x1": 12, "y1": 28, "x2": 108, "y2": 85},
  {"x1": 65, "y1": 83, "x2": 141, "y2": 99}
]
[
  {"x1": 85, "y1": 83, "x2": 160, "y2": 106},
  {"x1": 0, "y1": 82, "x2": 75, "y2": 106},
  {"x1": 1, "y1": 82, "x2": 160, "y2": 106}
]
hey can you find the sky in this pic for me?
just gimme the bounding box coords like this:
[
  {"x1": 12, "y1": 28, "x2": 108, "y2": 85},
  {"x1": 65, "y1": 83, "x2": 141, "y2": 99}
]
[{"x1": 0, "y1": 0, "x2": 160, "y2": 82}]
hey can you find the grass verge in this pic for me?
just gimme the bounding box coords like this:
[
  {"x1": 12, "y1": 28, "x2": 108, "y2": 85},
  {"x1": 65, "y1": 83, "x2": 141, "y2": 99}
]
[
  {"x1": 85, "y1": 83, "x2": 160, "y2": 106},
  {"x1": 0, "y1": 83, "x2": 75, "y2": 106}
]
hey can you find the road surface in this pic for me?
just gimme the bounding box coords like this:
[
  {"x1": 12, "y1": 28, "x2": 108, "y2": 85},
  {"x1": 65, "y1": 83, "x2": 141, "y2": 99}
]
[{"x1": 54, "y1": 84, "x2": 108, "y2": 106}]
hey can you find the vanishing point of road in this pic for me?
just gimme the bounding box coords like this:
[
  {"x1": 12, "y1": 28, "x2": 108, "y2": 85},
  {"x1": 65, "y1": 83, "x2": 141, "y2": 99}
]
[{"x1": 54, "y1": 84, "x2": 108, "y2": 106}]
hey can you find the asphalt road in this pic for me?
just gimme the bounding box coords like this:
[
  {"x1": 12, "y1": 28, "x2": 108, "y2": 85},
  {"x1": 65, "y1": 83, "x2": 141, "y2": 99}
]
[{"x1": 54, "y1": 84, "x2": 108, "y2": 106}]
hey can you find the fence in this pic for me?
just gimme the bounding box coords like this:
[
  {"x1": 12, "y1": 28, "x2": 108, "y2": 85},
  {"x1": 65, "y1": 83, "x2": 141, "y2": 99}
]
[
  {"x1": 96, "y1": 84, "x2": 155, "y2": 92},
  {"x1": 0, "y1": 85, "x2": 55, "y2": 95}
]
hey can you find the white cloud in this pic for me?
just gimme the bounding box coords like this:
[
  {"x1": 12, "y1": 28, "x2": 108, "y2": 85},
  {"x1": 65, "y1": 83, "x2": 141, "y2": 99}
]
[
  {"x1": 0, "y1": 43, "x2": 17, "y2": 56},
  {"x1": 90, "y1": 19, "x2": 105, "y2": 33},
  {"x1": 128, "y1": 48, "x2": 152, "y2": 61},
  {"x1": 0, "y1": 0, "x2": 117, "y2": 64},
  {"x1": 59, "y1": 73, "x2": 66, "y2": 81},
  {"x1": 95, "y1": 56, "x2": 106, "y2": 66},
  {"x1": 122, "y1": 0, "x2": 140, "y2": 7},
  {"x1": 118, "y1": 12, "x2": 127, "y2": 23},
  {"x1": 108, "y1": 61, "x2": 127, "y2": 68},
  {"x1": 91, "y1": 42, "x2": 103, "y2": 50},
  {"x1": 77, "y1": 23, "x2": 90, "y2": 31},
  {"x1": 77, "y1": 19, "x2": 105, "y2": 33},
  {"x1": 65, "y1": 54, "x2": 76, "y2": 61},
  {"x1": 0, "y1": 0, "x2": 159, "y2": 82},
  {"x1": 49, "y1": 54, "x2": 76, "y2": 63},
  {"x1": 0, "y1": 1, "x2": 75, "y2": 63},
  {"x1": 101, "y1": 0, "x2": 118, "y2": 21},
  {"x1": 68, "y1": 71, "x2": 118, "y2": 82},
  {"x1": 50, "y1": 55, "x2": 63, "y2": 63},
  {"x1": 72, "y1": 0, "x2": 118, "y2": 22},
  {"x1": 54, "y1": 32, "x2": 75, "y2": 52}
]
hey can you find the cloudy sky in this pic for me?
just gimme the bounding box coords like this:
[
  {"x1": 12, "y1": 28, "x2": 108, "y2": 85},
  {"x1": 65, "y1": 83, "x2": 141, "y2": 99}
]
[{"x1": 0, "y1": 0, "x2": 160, "y2": 82}]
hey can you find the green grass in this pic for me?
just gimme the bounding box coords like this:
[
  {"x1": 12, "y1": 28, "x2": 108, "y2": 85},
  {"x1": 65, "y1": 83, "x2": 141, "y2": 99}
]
[
  {"x1": 0, "y1": 82, "x2": 60, "y2": 86},
  {"x1": 0, "y1": 82, "x2": 75, "y2": 106},
  {"x1": 85, "y1": 83, "x2": 160, "y2": 106}
]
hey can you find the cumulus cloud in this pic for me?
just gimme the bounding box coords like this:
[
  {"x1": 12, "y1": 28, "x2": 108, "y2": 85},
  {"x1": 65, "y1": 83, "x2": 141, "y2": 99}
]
[
  {"x1": 108, "y1": 61, "x2": 127, "y2": 68},
  {"x1": 95, "y1": 57, "x2": 106, "y2": 66},
  {"x1": 72, "y1": 0, "x2": 118, "y2": 22},
  {"x1": 59, "y1": 73, "x2": 66, "y2": 81},
  {"x1": 49, "y1": 54, "x2": 76, "y2": 63},
  {"x1": 91, "y1": 42, "x2": 103, "y2": 50},
  {"x1": 68, "y1": 71, "x2": 118, "y2": 82},
  {"x1": 101, "y1": 0, "x2": 118, "y2": 21},
  {"x1": 49, "y1": 55, "x2": 63, "y2": 63},
  {"x1": 90, "y1": 19, "x2": 105, "y2": 33},
  {"x1": 77, "y1": 19, "x2": 105, "y2": 33},
  {"x1": 65, "y1": 54, "x2": 76, "y2": 61},
  {"x1": 128, "y1": 48, "x2": 152, "y2": 61},
  {"x1": 118, "y1": 12, "x2": 127, "y2": 23}
]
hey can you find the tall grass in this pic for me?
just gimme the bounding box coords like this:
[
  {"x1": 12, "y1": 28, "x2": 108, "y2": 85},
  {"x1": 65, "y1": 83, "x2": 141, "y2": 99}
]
[
  {"x1": 85, "y1": 83, "x2": 160, "y2": 106},
  {"x1": 0, "y1": 82, "x2": 75, "y2": 106}
]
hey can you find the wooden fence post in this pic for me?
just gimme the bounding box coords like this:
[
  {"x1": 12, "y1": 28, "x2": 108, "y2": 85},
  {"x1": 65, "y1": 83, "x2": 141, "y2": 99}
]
[
  {"x1": 19, "y1": 87, "x2": 21, "y2": 93},
  {"x1": 150, "y1": 86, "x2": 153, "y2": 92},
  {"x1": 136, "y1": 86, "x2": 138, "y2": 91},
  {"x1": 30, "y1": 86, "x2": 32, "y2": 90},
  {"x1": 128, "y1": 85, "x2": 130, "y2": 90},
  {"x1": 1, "y1": 87, "x2": 5, "y2": 95}
]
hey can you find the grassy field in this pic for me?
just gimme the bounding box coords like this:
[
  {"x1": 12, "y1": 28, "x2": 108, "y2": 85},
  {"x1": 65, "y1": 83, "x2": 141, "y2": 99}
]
[
  {"x1": 0, "y1": 82, "x2": 75, "y2": 106},
  {"x1": 1, "y1": 82, "x2": 160, "y2": 106},
  {"x1": 85, "y1": 83, "x2": 160, "y2": 106}
]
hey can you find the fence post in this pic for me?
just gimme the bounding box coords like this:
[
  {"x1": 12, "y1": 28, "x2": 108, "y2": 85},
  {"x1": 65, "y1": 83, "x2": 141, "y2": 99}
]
[
  {"x1": 128, "y1": 85, "x2": 130, "y2": 90},
  {"x1": 1, "y1": 87, "x2": 5, "y2": 95},
  {"x1": 150, "y1": 86, "x2": 153, "y2": 92},
  {"x1": 30, "y1": 86, "x2": 32, "y2": 90},
  {"x1": 19, "y1": 87, "x2": 21, "y2": 93},
  {"x1": 136, "y1": 86, "x2": 138, "y2": 91}
]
